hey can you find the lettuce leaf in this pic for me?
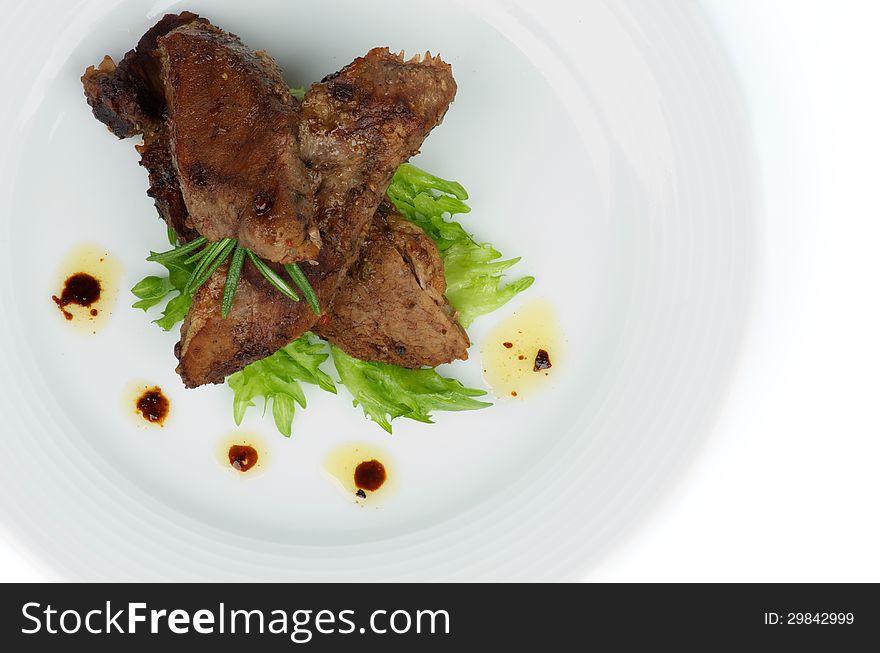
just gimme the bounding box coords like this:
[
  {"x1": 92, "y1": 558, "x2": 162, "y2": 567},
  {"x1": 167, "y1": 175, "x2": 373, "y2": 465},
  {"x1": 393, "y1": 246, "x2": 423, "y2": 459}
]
[
  {"x1": 330, "y1": 345, "x2": 490, "y2": 433},
  {"x1": 387, "y1": 163, "x2": 534, "y2": 327},
  {"x1": 130, "y1": 233, "x2": 194, "y2": 331},
  {"x1": 130, "y1": 275, "x2": 173, "y2": 310},
  {"x1": 227, "y1": 334, "x2": 336, "y2": 437}
]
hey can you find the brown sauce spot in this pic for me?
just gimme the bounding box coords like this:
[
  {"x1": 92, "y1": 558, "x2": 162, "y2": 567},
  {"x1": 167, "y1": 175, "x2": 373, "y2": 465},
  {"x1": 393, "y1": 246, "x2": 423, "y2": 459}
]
[
  {"x1": 90, "y1": 309, "x2": 98, "y2": 317},
  {"x1": 518, "y1": 355, "x2": 525, "y2": 360},
  {"x1": 136, "y1": 386, "x2": 169, "y2": 425},
  {"x1": 253, "y1": 192, "x2": 273, "y2": 215},
  {"x1": 502, "y1": 341, "x2": 513, "y2": 349},
  {"x1": 52, "y1": 272, "x2": 101, "y2": 319},
  {"x1": 534, "y1": 349, "x2": 552, "y2": 371},
  {"x1": 354, "y1": 459, "x2": 386, "y2": 492},
  {"x1": 228, "y1": 444, "x2": 259, "y2": 472},
  {"x1": 511, "y1": 391, "x2": 518, "y2": 397}
]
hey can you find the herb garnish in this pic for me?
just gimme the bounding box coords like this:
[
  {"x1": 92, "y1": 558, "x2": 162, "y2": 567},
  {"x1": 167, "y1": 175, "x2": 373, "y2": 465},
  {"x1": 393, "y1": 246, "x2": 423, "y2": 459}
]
[{"x1": 136, "y1": 233, "x2": 319, "y2": 319}]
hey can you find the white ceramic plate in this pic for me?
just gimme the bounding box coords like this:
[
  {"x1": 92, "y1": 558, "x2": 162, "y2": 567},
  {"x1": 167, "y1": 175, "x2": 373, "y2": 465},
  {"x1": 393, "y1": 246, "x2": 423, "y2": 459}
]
[{"x1": 0, "y1": 0, "x2": 759, "y2": 580}]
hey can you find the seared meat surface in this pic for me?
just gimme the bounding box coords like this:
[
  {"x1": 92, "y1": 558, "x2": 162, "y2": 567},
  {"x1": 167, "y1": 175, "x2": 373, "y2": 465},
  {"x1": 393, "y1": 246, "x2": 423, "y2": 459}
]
[
  {"x1": 177, "y1": 48, "x2": 457, "y2": 386},
  {"x1": 315, "y1": 202, "x2": 469, "y2": 367},
  {"x1": 157, "y1": 22, "x2": 320, "y2": 263}
]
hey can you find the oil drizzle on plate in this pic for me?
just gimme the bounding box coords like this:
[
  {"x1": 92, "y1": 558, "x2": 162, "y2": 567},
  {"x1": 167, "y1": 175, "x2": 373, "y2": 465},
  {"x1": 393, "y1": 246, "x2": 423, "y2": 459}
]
[
  {"x1": 324, "y1": 443, "x2": 396, "y2": 505},
  {"x1": 52, "y1": 244, "x2": 122, "y2": 333},
  {"x1": 480, "y1": 298, "x2": 564, "y2": 399}
]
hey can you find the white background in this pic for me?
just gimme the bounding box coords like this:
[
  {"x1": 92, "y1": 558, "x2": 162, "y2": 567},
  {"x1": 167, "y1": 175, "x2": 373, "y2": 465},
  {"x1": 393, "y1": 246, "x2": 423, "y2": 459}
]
[
  {"x1": 590, "y1": 0, "x2": 880, "y2": 581},
  {"x1": 1, "y1": 0, "x2": 878, "y2": 582}
]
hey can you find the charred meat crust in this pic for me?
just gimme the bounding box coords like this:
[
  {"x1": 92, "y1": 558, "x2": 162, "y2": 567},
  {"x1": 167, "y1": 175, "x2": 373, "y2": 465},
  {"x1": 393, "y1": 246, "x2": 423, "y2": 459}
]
[
  {"x1": 81, "y1": 12, "x2": 203, "y2": 138},
  {"x1": 176, "y1": 48, "x2": 457, "y2": 386},
  {"x1": 156, "y1": 22, "x2": 321, "y2": 263},
  {"x1": 135, "y1": 123, "x2": 199, "y2": 242}
]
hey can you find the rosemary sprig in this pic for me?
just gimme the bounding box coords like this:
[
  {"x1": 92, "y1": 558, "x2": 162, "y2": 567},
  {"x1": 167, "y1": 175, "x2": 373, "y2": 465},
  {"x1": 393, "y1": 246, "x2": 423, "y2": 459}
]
[
  {"x1": 151, "y1": 234, "x2": 318, "y2": 320},
  {"x1": 246, "y1": 250, "x2": 300, "y2": 302},
  {"x1": 222, "y1": 243, "x2": 247, "y2": 317},
  {"x1": 191, "y1": 239, "x2": 236, "y2": 296},
  {"x1": 185, "y1": 238, "x2": 235, "y2": 296},
  {"x1": 184, "y1": 245, "x2": 215, "y2": 265},
  {"x1": 284, "y1": 263, "x2": 320, "y2": 316},
  {"x1": 183, "y1": 240, "x2": 224, "y2": 295},
  {"x1": 147, "y1": 235, "x2": 207, "y2": 263}
]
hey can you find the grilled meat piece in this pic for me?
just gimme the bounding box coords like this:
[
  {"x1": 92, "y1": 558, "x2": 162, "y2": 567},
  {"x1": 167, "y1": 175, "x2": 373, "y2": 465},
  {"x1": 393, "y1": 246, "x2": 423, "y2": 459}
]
[
  {"x1": 82, "y1": 14, "x2": 320, "y2": 260},
  {"x1": 314, "y1": 202, "x2": 469, "y2": 367},
  {"x1": 177, "y1": 48, "x2": 457, "y2": 386},
  {"x1": 157, "y1": 22, "x2": 320, "y2": 263}
]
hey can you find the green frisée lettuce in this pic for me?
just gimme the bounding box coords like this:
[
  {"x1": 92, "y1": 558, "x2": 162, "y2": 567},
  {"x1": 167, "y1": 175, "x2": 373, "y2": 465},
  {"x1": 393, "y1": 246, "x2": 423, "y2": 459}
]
[
  {"x1": 227, "y1": 334, "x2": 336, "y2": 437},
  {"x1": 386, "y1": 163, "x2": 534, "y2": 327},
  {"x1": 131, "y1": 230, "x2": 195, "y2": 331},
  {"x1": 224, "y1": 338, "x2": 490, "y2": 435},
  {"x1": 330, "y1": 345, "x2": 490, "y2": 433}
]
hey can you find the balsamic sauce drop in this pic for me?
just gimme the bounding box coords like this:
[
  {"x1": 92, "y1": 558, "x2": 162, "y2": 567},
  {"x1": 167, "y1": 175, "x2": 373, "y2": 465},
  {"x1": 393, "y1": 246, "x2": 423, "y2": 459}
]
[
  {"x1": 228, "y1": 444, "x2": 259, "y2": 473},
  {"x1": 52, "y1": 272, "x2": 102, "y2": 320},
  {"x1": 253, "y1": 193, "x2": 273, "y2": 215},
  {"x1": 354, "y1": 459, "x2": 387, "y2": 492},
  {"x1": 533, "y1": 349, "x2": 552, "y2": 371},
  {"x1": 135, "y1": 387, "x2": 169, "y2": 425}
]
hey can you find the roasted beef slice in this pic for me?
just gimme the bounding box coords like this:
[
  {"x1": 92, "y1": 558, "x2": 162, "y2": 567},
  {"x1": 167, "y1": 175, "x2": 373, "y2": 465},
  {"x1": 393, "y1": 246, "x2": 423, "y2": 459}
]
[
  {"x1": 157, "y1": 21, "x2": 320, "y2": 263},
  {"x1": 315, "y1": 202, "x2": 469, "y2": 368}
]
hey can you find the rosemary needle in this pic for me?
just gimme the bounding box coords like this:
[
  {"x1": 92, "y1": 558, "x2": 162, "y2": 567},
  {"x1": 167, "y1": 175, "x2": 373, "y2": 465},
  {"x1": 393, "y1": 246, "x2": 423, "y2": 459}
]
[
  {"x1": 184, "y1": 245, "x2": 214, "y2": 265},
  {"x1": 184, "y1": 240, "x2": 224, "y2": 294},
  {"x1": 284, "y1": 263, "x2": 320, "y2": 315},
  {"x1": 221, "y1": 243, "x2": 247, "y2": 317},
  {"x1": 247, "y1": 250, "x2": 300, "y2": 302},
  {"x1": 147, "y1": 235, "x2": 207, "y2": 263},
  {"x1": 185, "y1": 238, "x2": 234, "y2": 296}
]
